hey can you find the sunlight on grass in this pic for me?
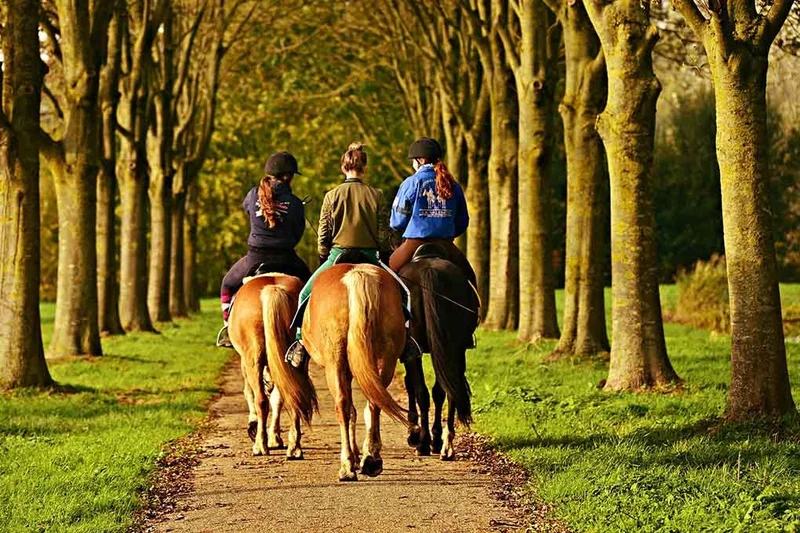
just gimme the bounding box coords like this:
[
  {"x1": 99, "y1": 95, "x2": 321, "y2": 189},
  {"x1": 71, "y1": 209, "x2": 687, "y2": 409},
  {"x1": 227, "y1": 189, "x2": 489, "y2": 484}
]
[
  {"x1": 0, "y1": 302, "x2": 230, "y2": 533},
  {"x1": 464, "y1": 284, "x2": 800, "y2": 532}
]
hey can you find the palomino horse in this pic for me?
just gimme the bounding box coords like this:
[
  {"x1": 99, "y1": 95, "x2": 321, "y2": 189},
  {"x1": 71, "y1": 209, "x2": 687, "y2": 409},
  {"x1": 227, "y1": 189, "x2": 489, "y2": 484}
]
[
  {"x1": 228, "y1": 274, "x2": 317, "y2": 458},
  {"x1": 400, "y1": 249, "x2": 478, "y2": 460},
  {"x1": 302, "y1": 261, "x2": 408, "y2": 481}
]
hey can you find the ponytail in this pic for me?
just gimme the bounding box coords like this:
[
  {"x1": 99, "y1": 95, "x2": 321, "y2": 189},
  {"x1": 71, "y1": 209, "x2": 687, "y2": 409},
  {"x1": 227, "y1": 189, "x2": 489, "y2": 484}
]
[
  {"x1": 258, "y1": 176, "x2": 280, "y2": 228},
  {"x1": 433, "y1": 161, "x2": 455, "y2": 200}
]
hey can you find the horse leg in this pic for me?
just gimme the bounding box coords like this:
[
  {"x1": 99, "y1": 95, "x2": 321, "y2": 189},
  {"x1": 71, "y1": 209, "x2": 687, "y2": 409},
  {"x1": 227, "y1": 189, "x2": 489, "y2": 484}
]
[
  {"x1": 440, "y1": 400, "x2": 456, "y2": 461},
  {"x1": 242, "y1": 358, "x2": 258, "y2": 442},
  {"x1": 286, "y1": 409, "x2": 304, "y2": 460},
  {"x1": 328, "y1": 366, "x2": 357, "y2": 481},
  {"x1": 350, "y1": 403, "x2": 360, "y2": 464},
  {"x1": 360, "y1": 402, "x2": 384, "y2": 477},
  {"x1": 412, "y1": 359, "x2": 432, "y2": 456},
  {"x1": 247, "y1": 359, "x2": 269, "y2": 456},
  {"x1": 404, "y1": 364, "x2": 420, "y2": 447},
  {"x1": 267, "y1": 381, "x2": 285, "y2": 449},
  {"x1": 431, "y1": 381, "x2": 445, "y2": 454}
]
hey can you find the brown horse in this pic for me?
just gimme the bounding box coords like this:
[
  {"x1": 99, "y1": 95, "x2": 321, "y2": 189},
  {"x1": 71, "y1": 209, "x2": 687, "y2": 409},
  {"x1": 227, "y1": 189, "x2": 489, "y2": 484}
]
[
  {"x1": 302, "y1": 262, "x2": 408, "y2": 481},
  {"x1": 228, "y1": 274, "x2": 317, "y2": 458}
]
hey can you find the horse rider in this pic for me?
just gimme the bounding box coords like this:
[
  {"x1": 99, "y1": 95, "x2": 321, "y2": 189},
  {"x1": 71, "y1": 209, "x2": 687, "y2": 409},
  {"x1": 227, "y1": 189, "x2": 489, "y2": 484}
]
[
  {"x1": 216, "y1": 151, "x2": 311, "y2": 348},
  {"x1": 389, "y1": 137, "x2": 477, "y2": 290},
  {"x1": 284, "y1": 142, "x2": 420, "y2": 367}
]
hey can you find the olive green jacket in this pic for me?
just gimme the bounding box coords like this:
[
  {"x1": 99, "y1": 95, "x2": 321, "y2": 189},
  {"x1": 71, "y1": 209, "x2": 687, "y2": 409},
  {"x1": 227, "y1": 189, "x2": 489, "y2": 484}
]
[{"x1": 317, "y1": 178, "x2": 390, "y2": 257}]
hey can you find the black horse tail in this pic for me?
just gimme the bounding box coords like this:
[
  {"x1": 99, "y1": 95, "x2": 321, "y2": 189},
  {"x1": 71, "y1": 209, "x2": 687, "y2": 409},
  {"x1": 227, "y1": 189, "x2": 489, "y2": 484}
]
[{"x1": 420, "y1": 265, "x2": 472, "y2": 426}]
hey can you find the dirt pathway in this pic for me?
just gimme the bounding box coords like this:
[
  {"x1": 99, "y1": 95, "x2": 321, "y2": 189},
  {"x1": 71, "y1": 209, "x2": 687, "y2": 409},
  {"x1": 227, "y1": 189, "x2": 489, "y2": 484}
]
[{"x1": 147, "y1": 361, "x2": 527, "y2": 533}]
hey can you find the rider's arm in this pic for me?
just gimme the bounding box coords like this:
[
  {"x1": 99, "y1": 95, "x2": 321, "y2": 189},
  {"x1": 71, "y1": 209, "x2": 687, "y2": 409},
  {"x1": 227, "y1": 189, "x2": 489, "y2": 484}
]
[
  {"x1": 453, "y1": 184, "x2": 469, "y2": 238},
  {"x1": 289, "y1": 197, "x2": 306, "y2": 247},
  {"x1": 390, "y1": 178, "x2": 414, "y2": 233},
  {"x1": 317, "y1": 193, "x2": 333, "y2": 259}
]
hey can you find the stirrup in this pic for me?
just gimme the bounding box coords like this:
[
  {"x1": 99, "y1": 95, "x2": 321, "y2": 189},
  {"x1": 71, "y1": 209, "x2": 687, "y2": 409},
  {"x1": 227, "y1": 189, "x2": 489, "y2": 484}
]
[
  {"x1": 401, "y1": 334, "x2": 423, "y2": 363},
  {"x1": 216, "y1": 326, "x2": 234, "y2": 349}
]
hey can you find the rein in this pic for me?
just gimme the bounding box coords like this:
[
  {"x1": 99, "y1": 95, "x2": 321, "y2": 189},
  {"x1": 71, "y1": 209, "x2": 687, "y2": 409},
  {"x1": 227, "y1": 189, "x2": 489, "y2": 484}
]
[{"x1": 398, "y1": 273, "x2": 479, "y2": 316}]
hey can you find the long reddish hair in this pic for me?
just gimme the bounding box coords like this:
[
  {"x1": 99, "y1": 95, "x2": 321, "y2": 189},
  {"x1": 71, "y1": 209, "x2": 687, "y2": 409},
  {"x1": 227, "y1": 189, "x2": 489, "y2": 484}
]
[
  {"x1": 432, "y1": 160, "x2": 455, "y2": 200},
  {"x1": 257, "y1": 175, "x2": 287, "y2": 228}
]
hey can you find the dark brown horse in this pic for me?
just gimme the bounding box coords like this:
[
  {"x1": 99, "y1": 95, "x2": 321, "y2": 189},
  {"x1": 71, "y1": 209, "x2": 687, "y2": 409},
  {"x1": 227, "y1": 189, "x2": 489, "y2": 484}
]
[
  {"x1": 228, "y1": 274, "x2": 317, "y2": 458},
  {"x1": 301, "y1": 263, "x2": 408, "y2": 481},
  {"x1": 400, "y1": 252, "x2": 478, "y2": 460}
]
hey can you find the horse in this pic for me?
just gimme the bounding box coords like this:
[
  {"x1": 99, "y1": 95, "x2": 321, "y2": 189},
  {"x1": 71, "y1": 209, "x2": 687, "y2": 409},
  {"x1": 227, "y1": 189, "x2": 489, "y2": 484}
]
[
  {"x1": 400, "y1": 246, "x2": 478, "y2": 460},
  {"x1": 301, "y1": 259, "x2": 408, "y2": 481},
  {"x1": 228, "y1": 273, "x2": 318, "y2": 458}
]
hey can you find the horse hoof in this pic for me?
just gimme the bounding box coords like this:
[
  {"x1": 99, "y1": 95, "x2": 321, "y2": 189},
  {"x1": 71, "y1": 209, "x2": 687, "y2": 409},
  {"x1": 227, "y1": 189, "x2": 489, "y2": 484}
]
[
  {"x1": 440, "y1": 447, "x2": 455, "y2": 461},
  {"x1": 415, "y1": 444, "x2": 431, "y2": 457},
  {"x1": 338, "y1": 468, "x2": 358, "y2": 482},
  {"x1": 269, "y1": 438, "x2": 286, "y2": 450},
  {"x1": 407, "y1": 426, "x2": 422, "y2": 447},
  {"x1": 252, "y1": 444, "x2": 268, "y2": 457},
  {"x1": 360, "y1": 456, "x2": 384, "y2": 477},
  {"x1": 247, "y1": 421, "x2": 257, "y2": 442},
  {"x1": 432, "y1": 438, "x2": 443, "y2": 455},
  {"x1": 286, "y1": 447, "x2": 304, "y2": 461}
]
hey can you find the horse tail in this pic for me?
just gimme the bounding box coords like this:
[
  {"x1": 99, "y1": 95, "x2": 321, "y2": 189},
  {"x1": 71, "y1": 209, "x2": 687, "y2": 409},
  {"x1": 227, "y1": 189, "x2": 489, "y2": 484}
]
[
  {"x1": 262, "y1": 284, "x2": 318, "y2": 425},
  {"x1": 421, "y1": 265, "x2": 472, "y2": 426},
  {"x1": 342, "y1": 267, "x2": 408, "y2": 427}
]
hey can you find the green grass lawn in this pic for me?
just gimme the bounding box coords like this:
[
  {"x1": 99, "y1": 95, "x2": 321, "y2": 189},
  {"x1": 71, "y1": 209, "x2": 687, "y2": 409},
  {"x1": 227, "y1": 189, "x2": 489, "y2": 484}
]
[
  {"x1": 461, "y1": 285, "x2": 800, "y2": 532},
  {"x1": 0, "y1": 302, "x2": 230, "y2": 533}
]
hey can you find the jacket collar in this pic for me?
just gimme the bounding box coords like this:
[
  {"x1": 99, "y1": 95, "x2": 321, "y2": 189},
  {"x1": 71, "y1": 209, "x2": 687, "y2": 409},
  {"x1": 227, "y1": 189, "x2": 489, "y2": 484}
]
[
  {"x1": 272, "y1": 180, "x2": 292, "y2": 195},
  {"x1": 344, "y1": 177, "x2": 363, "y2": 183}
]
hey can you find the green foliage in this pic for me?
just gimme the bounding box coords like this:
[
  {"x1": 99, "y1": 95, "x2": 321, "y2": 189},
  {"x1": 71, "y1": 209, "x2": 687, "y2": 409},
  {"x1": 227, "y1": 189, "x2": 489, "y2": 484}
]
[
  {"x1": 0, "y1": 302, "x2": 230, "y2": 532},
  {"x1": 673, "y1": 254, "x2": 730, "y2": 333},
  {"x1": 465, "y1": 285, "x2": 800, "y2": 533}
]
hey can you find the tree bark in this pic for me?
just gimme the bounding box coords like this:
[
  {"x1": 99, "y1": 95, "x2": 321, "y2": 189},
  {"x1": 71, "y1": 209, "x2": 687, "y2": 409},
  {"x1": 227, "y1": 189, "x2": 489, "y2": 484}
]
[
  {"x1": 483, "y1": 6, "x2": 520, "y2": 331},
  {"x1": 0, "y1": 0, "x2": 53, "y2": 388},
  {"x1": 710, "y1": 51, "x2": 795, "y2": 420},
  {"x1": 585, "y1": 0, "x2": 679, "y2": 390},
  {"x1": 170, "y1": 186, "x2": 188, "y2": 317},
  {"x1": 465, "y1": 123, "x2": 491, "y2": 318},
  {"x1": 515, "y1": 0, "x2": 560, "y2": 343},
  {"x1": 549, "y1": 0, "x2": 610, "y2": 358},
  {"x1": 184, "y1": 180, "x2": 201, "y2": 313},
  {"x1": 148, "y1": 171, "x2": 173, "y2": 323}
]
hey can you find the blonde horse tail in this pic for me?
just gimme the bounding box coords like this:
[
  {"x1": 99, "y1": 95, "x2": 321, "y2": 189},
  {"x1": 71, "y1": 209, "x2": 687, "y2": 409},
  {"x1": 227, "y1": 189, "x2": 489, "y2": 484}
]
[
  {"x1": 342, "y1": 268, "x2": 408, "y2": 427},
  {"x1": 262, "y1": 284, "x2": 318, "y2": 425}
]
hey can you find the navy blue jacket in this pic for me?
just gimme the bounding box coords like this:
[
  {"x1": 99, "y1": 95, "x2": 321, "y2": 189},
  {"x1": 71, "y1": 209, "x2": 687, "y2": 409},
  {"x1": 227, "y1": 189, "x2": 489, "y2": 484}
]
[
  {"x1": 390, "y1": 164, "x2": 469, "y2": 239},
  {"x1": 243, "y1": 182, "x2": 305, "y2": 251}
]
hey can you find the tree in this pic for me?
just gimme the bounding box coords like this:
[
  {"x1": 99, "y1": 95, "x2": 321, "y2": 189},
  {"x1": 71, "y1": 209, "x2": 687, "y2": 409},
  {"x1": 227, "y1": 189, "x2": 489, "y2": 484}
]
[
  {"x1": 497, "y1": 0, "x2": 561, "y2": 342},
  {"x1": 0, "y1": 0, "x2": 53, "y2": 388},
  {"x1": 672, "y1": 0, "x2": 796, "y2": 419},
  {"x1": 584, "y1": 0, "x2": 679, "y2": 389},
  {"x1": 544, "y1": 0, "x2": 610, "y2": 357},
  {"x1": 39, "y1": 0, "x2": 114, "y2": 356}
]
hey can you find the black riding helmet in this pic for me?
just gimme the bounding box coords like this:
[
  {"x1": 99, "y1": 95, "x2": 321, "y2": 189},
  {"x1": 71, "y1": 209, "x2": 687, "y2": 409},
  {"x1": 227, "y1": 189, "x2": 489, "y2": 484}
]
[
  {"x1": 407, "y1": 137, "x2": 443, "y2": 162},
  {"x1": 264, "y1": 151, "x2": 301, "y2": 176}
]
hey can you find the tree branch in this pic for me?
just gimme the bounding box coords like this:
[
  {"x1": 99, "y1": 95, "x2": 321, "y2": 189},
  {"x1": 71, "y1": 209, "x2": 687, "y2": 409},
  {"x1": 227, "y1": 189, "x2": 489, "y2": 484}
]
[
  {"x1": 671, "y1": 0, "x2": 709, "y2": 37},
  {"x1": 760, "y1": 0, "x2": 796, "y2": 46}
]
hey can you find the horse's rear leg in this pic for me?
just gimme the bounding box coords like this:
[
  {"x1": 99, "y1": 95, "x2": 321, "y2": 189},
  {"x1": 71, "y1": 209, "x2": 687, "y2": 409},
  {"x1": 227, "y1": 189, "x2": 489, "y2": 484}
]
[
  {"x1": 242, "y1": 358, "x2": 258, "y2": 442},
  {"x1": 360, "y1": 403, "x2": 383, "y2": 477},
  {"x1": 327, "y1": 366, "x2": 358, "y2": 481},
  {"x1": 431, "y1": 381, "x2": 445, "y2": 454},
  {"x1": 441, "y1": 401, "x2": 456, "y2": 461},
  {"x1": 349, "y1": 403, "x2": 360, "y2": 464},
  {"x1": 286, "y1": 410, "x2": 304, "y2": 460},
  {"x1": 404, "y1": 360, "x2": 431, "y2": 456},
  {"x1": 246, "y1": 359, "x2": 269, "y2": 456},
  {"x1": 267, "y1": 382, "x2": 285, "y2": 449}
]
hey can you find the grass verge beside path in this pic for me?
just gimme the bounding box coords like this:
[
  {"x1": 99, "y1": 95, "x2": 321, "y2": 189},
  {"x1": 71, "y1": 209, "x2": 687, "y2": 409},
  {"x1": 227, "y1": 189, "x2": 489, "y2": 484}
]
[
  {"x1": 0, "y1": 302, "x2": 229, "y2": 533},
  {"x1": 464, "y1": 285, "x2": 800, "y2": 532}
]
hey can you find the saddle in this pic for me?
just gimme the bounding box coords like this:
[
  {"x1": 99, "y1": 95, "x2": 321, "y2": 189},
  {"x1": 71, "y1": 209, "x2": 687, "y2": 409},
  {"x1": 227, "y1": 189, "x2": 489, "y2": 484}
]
[
  {"x1": 333, "y1": 249, "x2": 374, "y2": 265},
  {"x1": 411, "y1": 243, "x2": 449, "y2": 263},
  {"x1": 242, "y1": 263, "x2": 282, "y2": 285}
]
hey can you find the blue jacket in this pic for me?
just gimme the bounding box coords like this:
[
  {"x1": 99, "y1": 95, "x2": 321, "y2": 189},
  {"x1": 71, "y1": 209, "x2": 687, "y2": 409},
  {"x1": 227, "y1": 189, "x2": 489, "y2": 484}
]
[{"x1": 390, "y1": 165, "x2": 469, "y2": 239}]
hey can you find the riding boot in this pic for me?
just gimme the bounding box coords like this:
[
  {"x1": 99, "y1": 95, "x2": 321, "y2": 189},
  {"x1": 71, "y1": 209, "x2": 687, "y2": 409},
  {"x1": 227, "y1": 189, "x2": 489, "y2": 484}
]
[
  {"x1": 216, "y1": 325, "x2": 234, "y2": 349},
  {"x1": 285, "y1": 340, "x2": 308, "y2": 369},
  {"x1": 401, "y1": 330, "x2": 422, "y2": 363}
]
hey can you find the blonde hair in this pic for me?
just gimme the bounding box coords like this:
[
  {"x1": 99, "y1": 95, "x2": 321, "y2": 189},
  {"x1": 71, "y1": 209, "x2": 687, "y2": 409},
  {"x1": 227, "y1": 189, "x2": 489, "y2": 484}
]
[{"x1": 341, "y1": 142, "x2": 367, "y2": 175}]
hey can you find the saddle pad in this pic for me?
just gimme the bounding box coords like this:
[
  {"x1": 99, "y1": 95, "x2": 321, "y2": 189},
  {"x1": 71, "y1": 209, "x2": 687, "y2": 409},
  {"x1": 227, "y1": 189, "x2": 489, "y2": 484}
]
[{"x1": 242, "y1": 272, "x2": 284, "y2": 285}]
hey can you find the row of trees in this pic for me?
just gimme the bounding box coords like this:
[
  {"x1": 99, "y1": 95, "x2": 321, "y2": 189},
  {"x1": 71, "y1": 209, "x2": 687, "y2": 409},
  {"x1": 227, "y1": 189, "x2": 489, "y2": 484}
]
[
  {"x1": 343, "y1": 0, "x2": 797, "y2": 421},
  {"x1": 0, "y1": 0, "x2": 254, "y2": 388}
]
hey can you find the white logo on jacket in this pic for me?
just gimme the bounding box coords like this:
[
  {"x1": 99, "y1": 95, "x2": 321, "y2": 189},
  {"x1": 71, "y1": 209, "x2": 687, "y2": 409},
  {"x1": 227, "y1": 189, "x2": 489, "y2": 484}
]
[{"x1": 419, "y1": 186, "x2": 451, "y2": 218}]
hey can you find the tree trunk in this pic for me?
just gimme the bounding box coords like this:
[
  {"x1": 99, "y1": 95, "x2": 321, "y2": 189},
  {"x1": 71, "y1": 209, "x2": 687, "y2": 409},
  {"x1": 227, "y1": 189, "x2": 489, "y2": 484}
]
[
  {"x1": 551, "y1": 0, "x2": 610, "y2": 358},
  {"x1": 147, "y1": 169, "x2": 173, "y2": 323},
  {"x1": 170, "y1": 188, "x2": 188, "y2": 317},
  {"x1": 0, "y1": 0, "x2": 53, "y2": 389},
  {"x1": 118, "y1": 146, "x2": 155, "y2": 332},
  {"x1": 516, "y1": 0, "x2": 560, "y2": 343},
  {"x1": 586, "y1": 0, "x2": 678, "y2": 390},
  {"x1": 184, "y1": 180, "x2": 201, "y2": 313},
  {"x1": 483, "y1": 35, "x2": 520, "y2": 331},
  {"x1": 465, "y1": 127, "x2": 491, "y2": 319},
  {"x1": 709, "y1": 51, "x2": 795, "y2": 420}
]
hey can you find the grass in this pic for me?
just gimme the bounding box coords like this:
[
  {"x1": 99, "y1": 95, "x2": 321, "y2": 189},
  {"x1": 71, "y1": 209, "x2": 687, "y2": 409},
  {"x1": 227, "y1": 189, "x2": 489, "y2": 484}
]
[
  {"x1": 0, "y1": 302, "x2": 230, "y2": 533},
  {"x1": 461, "y1": 284, "x2": 800, "y2": 532}
]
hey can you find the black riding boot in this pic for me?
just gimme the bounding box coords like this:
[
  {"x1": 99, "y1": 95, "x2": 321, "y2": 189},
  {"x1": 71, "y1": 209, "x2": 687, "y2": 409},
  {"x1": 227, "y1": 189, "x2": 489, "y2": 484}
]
[
  {"x1": 285, "y1": 340, "x2": 308, "y2": 369},
  {"x1": 401, "y1": 329, "x2": 422, "y2": 363}
]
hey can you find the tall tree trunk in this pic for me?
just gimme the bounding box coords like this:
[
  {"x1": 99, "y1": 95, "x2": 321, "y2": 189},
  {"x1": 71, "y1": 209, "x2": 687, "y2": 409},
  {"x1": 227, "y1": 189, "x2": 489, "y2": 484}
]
[
  {"x1": 550, "y1": 0, "x2": 610, "y2": 358},
  {"x1": 184, "y1": 180, "x2": 201, "y2": 313},
  {"x1": 465, "y1": 126, "x2": 491, "y2": 318},
  {"x1": 516, "y1": 0, "x2": 560, "y2": 343},
  {"x1": 710, "y1": 52, "x2": 795, "y2": 420},
  {"x1": 585, "y1": 0, "x2": 678, "y2": 390},
  {"x1": 0, "y1": 0, "x2": 53, "y2": 388},
  {"x1": 483, "y1": 36, "x2": 520, "y2": 331},
  {"x1": 170, "y1": 186, "x2": 187, "y2": 317},
  {"x1": 148, "y1": 172, "x2": 173, "y2": 323},
  {"x1": 97, "y1": 6, "x2": 124, "y2": 336}
]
